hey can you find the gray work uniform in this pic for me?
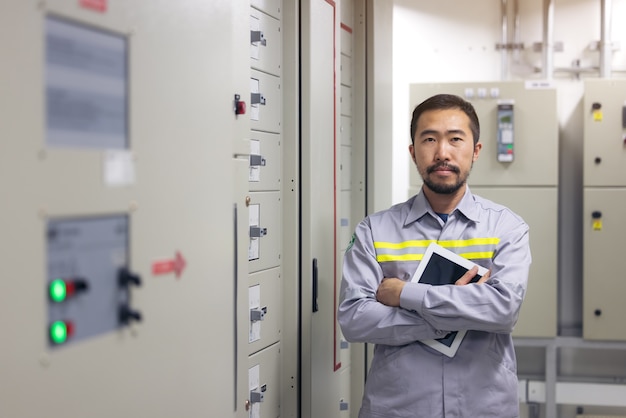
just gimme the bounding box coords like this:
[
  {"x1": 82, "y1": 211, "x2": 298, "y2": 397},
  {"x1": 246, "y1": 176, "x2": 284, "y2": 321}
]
[{"x1": 338, "y1": 187, "x2": 531, "y2": 418}]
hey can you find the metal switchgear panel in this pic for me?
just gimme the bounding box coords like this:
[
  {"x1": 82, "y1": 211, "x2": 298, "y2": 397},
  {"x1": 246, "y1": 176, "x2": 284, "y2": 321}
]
[
  {"x1": 409, "y1": 82, "x2": 558, "y2": 187},
  {"x1": 248, "y1": 343, "x2": 281, "y2": 418},
  {"x1": 471, "y1": 187, "x2": 558, "y2": 337},
  {"x1": 248, "y1": 192, "x2": 282, "y2": 272},
  {"x1": 247, "y1": 0, "x2": 288, "y2": 415},
  {"x1": 248, "y1": 268, "x2": 282, "y2": 355},
  {"x1": 250, "y1": 70, "x2": 282, "y2": 134},
  {"x1": 0, "y1": 1, "x2": 253, "y2": 417},
  {"x1": 46, "y1": 215, "x2": 137, "y2": 347},
  {"x1": 583, "y1": 79, "x2": 626, "y2": 341},
  {"x1": 250, "y1": 7, "x2": 281, "y2": 76},
  {"x1": 583, "y1": 189, "x2": 626, "y2": 340},
  {"x1": 249, "y1": 132, "x2": 281, "y2": 192},
  {"x1": 409, "y1": 82, "x2": 559, "y2": 338},
  {"x1": 583, "y1": 79, "x2": 626, "y2": 187}
]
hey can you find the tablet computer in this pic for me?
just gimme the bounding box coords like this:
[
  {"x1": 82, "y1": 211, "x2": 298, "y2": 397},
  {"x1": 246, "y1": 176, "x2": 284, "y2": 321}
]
[{"x1": 411, "y1": 242, "x2": 488, "y2": 357}]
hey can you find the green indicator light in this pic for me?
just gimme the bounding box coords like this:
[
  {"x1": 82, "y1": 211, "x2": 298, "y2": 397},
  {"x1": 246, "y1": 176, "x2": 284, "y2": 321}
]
[
  {"x1": 50, "y1": 321, "x2": 68, "y2": 344},
  {"x1": 49, "y1": 279, "x2": 66, "y2": 302}
]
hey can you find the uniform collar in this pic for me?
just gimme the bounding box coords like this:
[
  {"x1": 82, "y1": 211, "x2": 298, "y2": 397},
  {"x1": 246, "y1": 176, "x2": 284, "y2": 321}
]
[{"x1": 406, "y1": 186, "x2": 480, "y2": 226}]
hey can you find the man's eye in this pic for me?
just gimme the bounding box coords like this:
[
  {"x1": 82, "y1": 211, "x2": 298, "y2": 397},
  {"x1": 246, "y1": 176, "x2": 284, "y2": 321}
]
[{"x1": 451, "y1": 137, "x2": 462, "y2": 142}]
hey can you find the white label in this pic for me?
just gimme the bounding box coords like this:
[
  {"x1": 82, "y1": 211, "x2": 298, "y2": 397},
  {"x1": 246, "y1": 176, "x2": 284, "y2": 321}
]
[
  {"x1": 525, "y1": 80, "x2": 555, "y2": 89},
  {"x1": 103, "y1": 150, "x2": 135, "y2": 186}
]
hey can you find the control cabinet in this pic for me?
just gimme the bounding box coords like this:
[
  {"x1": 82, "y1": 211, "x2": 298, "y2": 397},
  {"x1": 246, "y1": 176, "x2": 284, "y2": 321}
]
[
  {"x1": 0, "y1": 1, "x2": 251, "y2": 418},
  {"x1": 582, "y1": 79, "x2": 626, "y2": 341},
  {"x1": 247, "y1": 1, "x2": 285, "y2": 417},
  {"x1": 409, "y1": 82, "x2": 559, "y2": 338}
]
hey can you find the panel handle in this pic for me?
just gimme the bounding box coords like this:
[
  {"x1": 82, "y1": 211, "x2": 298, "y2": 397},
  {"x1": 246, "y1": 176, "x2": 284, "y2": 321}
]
[
  {"x1": 312, "y1": 258, "x2": 319, "y2": 313},
  {"x1": 232, "y1": 203, "x2": 238, "y2": 411}
]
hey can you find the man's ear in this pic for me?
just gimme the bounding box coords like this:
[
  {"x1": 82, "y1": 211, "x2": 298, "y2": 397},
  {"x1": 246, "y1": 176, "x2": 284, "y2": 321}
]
[
  {"x1": 409, "y1": 143, "x2": 416, "y2": 164},
  {"x1": 473, "y1": 142, "x2": 482, "y2": 162}
]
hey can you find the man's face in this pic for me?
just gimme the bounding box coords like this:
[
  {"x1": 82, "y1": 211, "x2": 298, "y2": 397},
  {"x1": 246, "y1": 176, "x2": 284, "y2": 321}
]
[{"x1": 409, "y1": 108, "x2": 481, "y2": 195}]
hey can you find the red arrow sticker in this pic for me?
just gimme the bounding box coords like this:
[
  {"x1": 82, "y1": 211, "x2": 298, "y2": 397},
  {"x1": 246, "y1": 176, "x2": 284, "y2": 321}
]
[
  {"x1": 152, "y1": 251, "x2": 187, "y2": 279},
  {"x1": 79, "y1": 0, "x2": 107, "y2": 12}
]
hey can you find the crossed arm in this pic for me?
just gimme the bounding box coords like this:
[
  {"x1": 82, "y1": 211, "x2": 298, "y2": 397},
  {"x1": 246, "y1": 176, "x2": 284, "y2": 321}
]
[
  {"x1": 375, "y1": 266, "x2": 490, "y2": 307},
  {"x1": 338, "y1": 220, "x2": 530, "y2": 346}
]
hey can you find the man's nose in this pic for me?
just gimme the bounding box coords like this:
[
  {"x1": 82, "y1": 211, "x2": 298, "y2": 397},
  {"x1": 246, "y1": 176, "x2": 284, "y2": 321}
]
[{"x1": 434, "y1": 141, "x2": 451, "y2": 160}]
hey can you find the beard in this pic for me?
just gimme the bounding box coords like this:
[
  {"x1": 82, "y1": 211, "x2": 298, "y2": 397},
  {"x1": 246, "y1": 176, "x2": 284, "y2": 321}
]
[{"x1": 420, "y1": 162, "x2": 470, "y2": 195}]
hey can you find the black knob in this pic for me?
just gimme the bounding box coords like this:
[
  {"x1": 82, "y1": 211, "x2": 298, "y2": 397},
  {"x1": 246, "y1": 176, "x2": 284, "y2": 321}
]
[
  {"x1": 594, "y1": 157, "x2": 602, "y2": 164},
  {"x1": 594, "y1": 309, "x2": 602, "y2": 317},
  {"x1": 119, "y1": 305, "x2": 143, "y2": 325},
  {"x1": 119, "y1": 267, "x2": 142, "y2": 287},
  {"x1": 592, "y1": 102, "x2": 602, "y2": 110},
  {"x1": 73, "y1": 278, "x2": 89, "y2": 292},
  {"x1": 592, "y1": 211, "x2": 602, "y2": 219}
]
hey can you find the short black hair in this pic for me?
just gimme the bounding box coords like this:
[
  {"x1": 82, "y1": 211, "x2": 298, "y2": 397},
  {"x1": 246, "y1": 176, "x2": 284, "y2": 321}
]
[{"x1": 410, "y1": 94, "x2": 480, "y2": 145}]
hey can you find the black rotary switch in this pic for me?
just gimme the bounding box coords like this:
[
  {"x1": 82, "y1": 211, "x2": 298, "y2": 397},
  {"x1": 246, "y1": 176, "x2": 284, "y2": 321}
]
[
  {"x1": 118, "y1": 267, "x2": 142, "y2": 287},
  {"x1": 119, "y1": 305, "x2": 143, "y2": 325}
]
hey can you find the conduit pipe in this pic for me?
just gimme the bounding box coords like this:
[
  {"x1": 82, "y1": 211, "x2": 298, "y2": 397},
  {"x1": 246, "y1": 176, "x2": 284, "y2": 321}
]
[
  {"x1": 500, "y1": 0, "x2": 509, "y2": 80},
  {"x1": 512, "y1": 0, "x2": 521, "y2": 64},
  {"x1": 600, "y1": 0, "x2": 613, "y2": 78},
  {"x1": 542, "y1": 0, "x2": 554, "y2": 80}
]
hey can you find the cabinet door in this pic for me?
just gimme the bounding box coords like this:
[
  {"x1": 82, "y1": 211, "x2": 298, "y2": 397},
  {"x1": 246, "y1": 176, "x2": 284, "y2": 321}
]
[{"x1": 583, "y1": 188, "x2": 626, "y2": 340}]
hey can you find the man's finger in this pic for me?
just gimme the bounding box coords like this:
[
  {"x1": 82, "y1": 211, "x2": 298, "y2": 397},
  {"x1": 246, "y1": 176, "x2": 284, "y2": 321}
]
[
  {"x1": 455, "y1": 265, "x2": 479, "y2": 285},
  {"x1": 477, "y1": 269, "x2": 491, "y2": 284}
]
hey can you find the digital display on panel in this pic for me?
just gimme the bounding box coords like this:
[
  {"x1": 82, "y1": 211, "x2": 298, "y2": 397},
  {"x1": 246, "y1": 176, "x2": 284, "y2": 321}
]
[{"x1": 45, "y1": 16, "x2": 128, "y2": 149}]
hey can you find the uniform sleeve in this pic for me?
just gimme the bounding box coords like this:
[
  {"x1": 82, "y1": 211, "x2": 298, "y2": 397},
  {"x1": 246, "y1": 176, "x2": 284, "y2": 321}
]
[
  {"x1": 399, "y1": 218, "x2": 531, "y2": 334},
  {"x1": 337, "y1": 219, "x2": 448, "y2": 345}
]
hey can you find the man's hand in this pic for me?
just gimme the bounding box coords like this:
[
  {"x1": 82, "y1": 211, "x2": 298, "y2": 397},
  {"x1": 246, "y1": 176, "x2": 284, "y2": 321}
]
[
  {"x1": 376, "y1": 278, "x2": 406, "y2": 307},
  {"x1": 455, "y1": 266, "x2": 491, "y2": 285}
]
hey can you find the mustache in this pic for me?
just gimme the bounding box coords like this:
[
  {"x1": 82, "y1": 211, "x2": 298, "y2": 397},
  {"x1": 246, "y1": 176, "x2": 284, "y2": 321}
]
[{"x1": 426, "y1": 162, "x2": 460, "y2": 174}]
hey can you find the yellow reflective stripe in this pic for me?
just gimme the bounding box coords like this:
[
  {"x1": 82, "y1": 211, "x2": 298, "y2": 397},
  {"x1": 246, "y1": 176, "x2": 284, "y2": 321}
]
[
  {"x1": 437, "y1": 238, "x2": 500, "y2": 247},
  {"x1": 374, "y1": 240, "x2": 435, "y2": 249},
  {"x1": 374, "y1": 238, "x2": 500, "y2": 263},
  {"x1": 374, "y1": 237, "x2": 500, "y2": 249},
  {"x1": 458, "y1": 251, "x2": 494, "y2": 259},
  {"x1": 377, "y1": 253, "x2": 425, "y2": 262},
  {"x1": 377, "y1": 252, "x2": 493, "y2": 263}
]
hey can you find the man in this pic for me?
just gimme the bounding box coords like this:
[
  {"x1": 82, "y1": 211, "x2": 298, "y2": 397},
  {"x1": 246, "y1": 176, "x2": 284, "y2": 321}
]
[{"x1": 338, "y1": 94, "x2": 531, "y2": 418}]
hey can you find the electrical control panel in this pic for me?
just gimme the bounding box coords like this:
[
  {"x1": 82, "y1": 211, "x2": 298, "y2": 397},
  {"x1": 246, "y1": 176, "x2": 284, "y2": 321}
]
[
  {"x1": 409, "y1": 82, "x2": 559, "y2": 338},
  {"x1": 409, "y1": 82, "x2": 558, "y2": 188},
  {"x1": 46, "y1": 215, "x2": 137, "y2": 347},
  {"x1": 583, "y1": 79, "x2": 626, "y2": 187},
  {"x1": 496, "y1": 100, "x2": 515, "y2": 162},
  {"x1": 583, "y1": 79, "x2": 626, "y2": 341},
  {"x1": 247, "y1": 2, "x2": 285, "y2": 417},
  {"x1": 0, "y1": 1, "x2": 252, "y2": 418}
]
